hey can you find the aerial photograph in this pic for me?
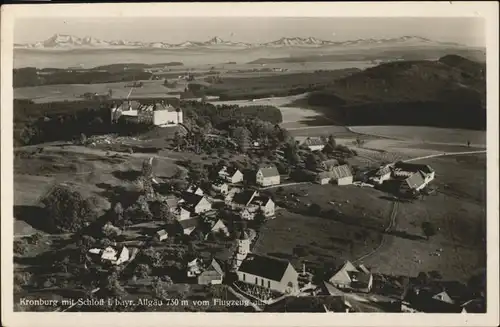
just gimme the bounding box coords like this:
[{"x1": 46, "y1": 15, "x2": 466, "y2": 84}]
[{"x1": 12, "y1": 15, "x2": 487, "y2": 313}]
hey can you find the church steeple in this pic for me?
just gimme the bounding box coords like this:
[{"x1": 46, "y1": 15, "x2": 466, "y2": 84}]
[{"x1": 232, "y1": 222, "x2": 250, "y2": 271}]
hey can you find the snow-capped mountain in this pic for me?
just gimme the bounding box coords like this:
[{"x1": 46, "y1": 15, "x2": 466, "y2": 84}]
[{"x1": 14, "y1": 34, "x2": 450, "y2": 50}]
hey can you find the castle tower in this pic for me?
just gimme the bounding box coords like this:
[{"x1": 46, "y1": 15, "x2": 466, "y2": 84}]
[{"x1": 232, "y1": 225, "x2": 250, "y2": 271}]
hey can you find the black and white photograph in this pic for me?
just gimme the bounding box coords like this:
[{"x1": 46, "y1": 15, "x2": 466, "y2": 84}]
[{"x1": 1, "y1": 2, "x2": 498, "y2": 327}]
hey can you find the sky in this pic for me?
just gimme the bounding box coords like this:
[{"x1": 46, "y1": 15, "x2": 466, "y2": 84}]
[{"x1": 14, "y1": 17, "x2": 486, "y2": 47}]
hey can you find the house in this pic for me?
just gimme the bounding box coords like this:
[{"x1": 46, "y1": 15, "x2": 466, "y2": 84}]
[
  {"x1": 155, "y1": 229, "x2": 169, "y2": 241},
  {"x1": 186, "y1": 185, "x2": 204, "y2": 196},
  {"x1": 248, "y1": 195, "x2": 275, "y2": 218},
  {"x1": 402, "y1": 287, "x2": 463, "y2": 313},
  {"x1": 164, "y1": 195, "x2": 179, "y2": 213},
  {"x1": 211, "y1": 182, "x2": 229, "y2": 195},
  {"x1": 219, "y1": 166, "x2": 244, "y2": 184},
  {"x1": 100, "y1": 246, "x2": 130, "y2": 265},
  {"x1": 393, "y1": 162, "x2": 435, "y2": 187},
  {"x1": 301, "y1": 137, "x2": 326, "y2": 151},
  {"x1": 174, "y1": 206, "x2": 191, "y2": 221},
  {"x1": 237, "y1": 254, "x2": 299, "y2": 294},
  {"x1": 328, "y1": 261, "x2": 373, "y2": 292},
  {"x1": 206, "y1": 219, "x2": 230, "y2": 237},
  {"x1": 330, "y1": 164, "x2": 353, "y2": 185},
  {"x1": 320, "y1": 159, "x2": 339, "y2": 171},
  {"x1": 231, "y1": 190, "x2": 259, "y2": 209},
  {"x1": 187, "y1": 258, "x2": 203, "y2": 278},
  {"x1": 399, "y1": 171, "x2": 427, "y2": 194},
  {"x1": 369, "y1": 164, "x2": 393, "y2": 185},
  {"x1": 256, "y1": 165, "x2": 280, "y2": 187},
  {"x1": 316, "y1": 171, "x2": 335, "y2": 185},
  {"x1": 240, "y1": 208, "x2": 256, "y2": 220},
  {"x1": 180, "y1": 192, "x2": 212, "y2": 214},
  {"x1": 197, "y1": 258, "x2": 225, "y2": 285},
  {"x1": 88, "y1": 248, "x2": 101, "y2": 255},
  {"x1": 176, "y1": 218, "x2": 199, "y2": 236}
]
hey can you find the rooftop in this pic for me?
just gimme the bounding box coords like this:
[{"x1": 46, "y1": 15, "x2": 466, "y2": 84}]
[
  {"x1": 238, "y1": 254, "x2": 292, "y2": 282},
  {"x1": 258, "y1": 165, "x2": 280, "y2": 178}
]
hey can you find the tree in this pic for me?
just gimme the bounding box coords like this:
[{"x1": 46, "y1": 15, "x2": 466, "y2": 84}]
[
  {"x1": 305, "y1": 153, "x2": 320, "y2": 171},
  {"x1": 232, "y1": 126, "x2": 251, "y2": 152},
  {"x1": 159, "y1": 201, "x2": 175, "y2": 224},
  {"x1": 79, "y1": 133, "x2": 87, "y2": 145},
  {"x1": 284, "y1": 140, "x2": 300, "y2": 166},
  {"x1": 77, "y1": 235, "x2": 97, "y2": 253},
  {"x1": 173, "y1": 132, "x2": 186, "y2": 151},
  {"x1": 141, "y1": 158, "x2": 154, "y2": 179},
  {"x1": 41, "y1": 184, "x2": 98, "y2": 233},
  {"x1": 421, "y1": 221, "x2": 436, "y2": 240},
  {"x1": 135, "y1": 263, "x2": 152, "y2": 279}
]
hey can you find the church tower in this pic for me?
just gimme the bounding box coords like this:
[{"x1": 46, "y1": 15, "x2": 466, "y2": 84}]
[{"x1": 232, "y1": 224, "x2": 250, "y2": 271}]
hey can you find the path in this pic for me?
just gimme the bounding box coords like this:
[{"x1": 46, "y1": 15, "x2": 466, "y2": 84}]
[
  {"x1": 259, "y1": 181, "x2": 310, "y2": 190},
  {"x1": 353, "y1": 200, "x2": 399, "y2": 264},
  {"x1": 403, "y1": 150, "x2": 486, "y2": 163}
]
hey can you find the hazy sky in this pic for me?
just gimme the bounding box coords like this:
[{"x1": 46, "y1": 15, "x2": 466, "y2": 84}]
[{"x1": 15, "y1": 17, "x2": 485, "y2": 46}]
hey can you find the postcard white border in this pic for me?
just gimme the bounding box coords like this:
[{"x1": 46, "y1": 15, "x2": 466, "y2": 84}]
[{"x1": 1, "y1": 2, "x2": 499, "y2": 327}]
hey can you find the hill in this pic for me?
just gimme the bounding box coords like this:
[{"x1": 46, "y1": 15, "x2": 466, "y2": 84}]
[{"x1": 306, "y1": 55, "x2": 486, "y2": 130}]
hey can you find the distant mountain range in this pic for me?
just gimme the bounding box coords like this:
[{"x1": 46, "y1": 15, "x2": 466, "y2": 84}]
[{"x1": 15, "y1": 33, "x2": 463, "y2": 50}]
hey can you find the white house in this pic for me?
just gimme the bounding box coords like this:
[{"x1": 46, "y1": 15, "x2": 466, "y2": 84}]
[
  {"x1": 175, "y1": 206, "x2": 191, "y2": 221},
  {"x1": 219, "y1": 166, "x2": 244, "y2": 184},
  {"x1": 369, "y1": 165, "x2": 392, "y2": 185},
  {"x1": 112, "y1": 101, "x2": 183, "y2": 127},
  {"x1": 186, "y1": 185, "x2": 204, "y2": 196},
  {"x1": 180, "y1": 192, "x2": 212, "y2": 214},
  {"x1": 187, "y1": 258, "x2": 203, "y2": 278},
  {"x1": 256, "y1": 165, "x2": 280, "y2": 187},
  {"x1": 155, "y1": 229, "x2": 169, "y2": 241},
  {"x1": 212, "y1": 182, "x2": 229, "y2": 195},
  {"x1": 301, "y1": 137, "x2": 326, "y2": 151},
  {"x1": 328, "y1": 261, "x2": 373, "y2": 293},
  {"x1": 100, "y1": 246, "x2": 130, "y2": 265},
  {"x1": 237, "y1": 254, "x2": 299, "y2": 294},
  {"x1": 249, "y1": 195, "x2": 275, "y2": 218}
]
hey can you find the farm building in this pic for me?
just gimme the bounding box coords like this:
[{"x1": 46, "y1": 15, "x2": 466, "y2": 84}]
[
  {"x1": 368, "y1": 164, "x2": 393, "y2": 185},
  {"x1": 155, "y1": 229, "x2": 169, "y2": 241},
  {"x1": 256, "y1": 165, "x2": 280, "y2": 187},
  {"x1": 301, "y1": 137, "x2": 326, "y2": 151},
  {"x1": 399, "y1": 171, "x2": 428, "y2": 194},
  {"x1": 316, "y1": 165, "x2": 353, "y2": 185},
  {"x1": 219, "y1": 166, "x2": 244, "y2": 184},
  {"x1": 236, "y1": 254, "x2": 299, "y2": 294},
  {"x1": 328, "y1": 261, "x2": 373, "y2": 293},
  {"x1": 331, "y1": 165, "x2": 353, "y2": 185},
  {"x1": 393, "y1": 162, "x2": 435, "y2": 184},
  {"x1": 179, "y1": 192, "x2": 212, "y2": 214},
  {"x1": 111, "y1": 100, "x2": 183, "y2": 127},
  {"x1": 197, "y1": 258, "x2": 225, "y2": 285}
]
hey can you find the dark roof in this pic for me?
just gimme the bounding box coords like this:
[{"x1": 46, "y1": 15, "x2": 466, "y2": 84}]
[
  {"x1": 181, "y1": 192, "x2": 204, "y2": 206},
  {"x1": 258, "y1": 165, "x2": 280, "y2": 178},
  {"x1": 238, "y1": 254, "x2": 292, "y2": 282},
  {"x1": 403, "y1": 288, "x2": 463, "y2": 313},
  {"x1": 403, "y1": 172, "x2": 426, "y2": 189},
  {"x1": 238, "y1": 228, "x2": 249, "y2": 240},
  {"x1": 394, "y1": 162, "x2": 434, "y2": 174},
  {"x1": 264, "y1": 296, "x2": 349, "y2": 313},
  {"x1": 177, "y1": 218, "x2": 199, "y2": 230},
  {"x1": 232, "y1": 190, "x2": 257, "y2": 206},
  {"x1": 250, "y1": 195, "x2": 272, "y2": 206}
]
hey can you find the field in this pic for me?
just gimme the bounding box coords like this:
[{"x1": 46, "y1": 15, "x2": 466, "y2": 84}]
[
  {"x1": 252, "y1": 143, "x2": 486, "y2": 283},
  {"x1": 350, "y1": 126, "x2": 487, "y2": 147},
  {"x1": 14, "y1": 79, "x2": 184, "y2": 104},
  {"x1": 13, "y1": 145, "x2": 181, "y2": 236}
]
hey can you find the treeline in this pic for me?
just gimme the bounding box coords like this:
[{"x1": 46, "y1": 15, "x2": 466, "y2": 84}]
[
  {"x1": 182, "y1": 101, "x2": 283, "y2": 127},
  {"x1": 306, "y1": 56, "x2": 487, "y2": 130},
  {"x1": 14, "y1": 67, "x2": 152, "y2": 87}
]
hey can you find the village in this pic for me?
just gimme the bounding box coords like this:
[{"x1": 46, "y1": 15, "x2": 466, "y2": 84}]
[{"x1": 45, "y1": 114, "x2": 483, "y2": 314}]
